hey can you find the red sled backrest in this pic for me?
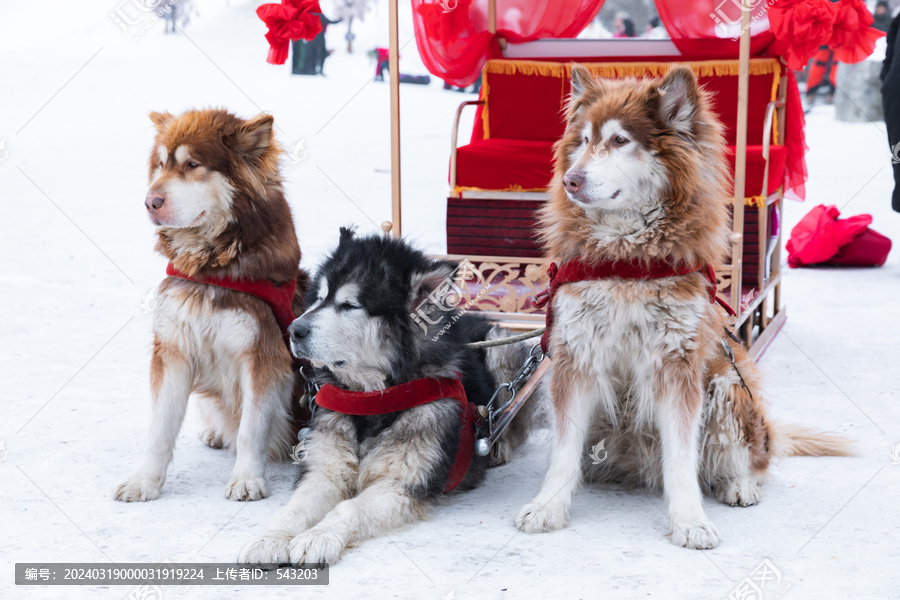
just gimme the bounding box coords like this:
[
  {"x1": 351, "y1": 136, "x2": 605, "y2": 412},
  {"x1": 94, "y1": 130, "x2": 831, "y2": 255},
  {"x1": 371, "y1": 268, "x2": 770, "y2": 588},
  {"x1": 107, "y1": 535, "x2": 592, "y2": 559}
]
[{"x1": 475, "y1": 59, "x2": 782, "y2": 147}]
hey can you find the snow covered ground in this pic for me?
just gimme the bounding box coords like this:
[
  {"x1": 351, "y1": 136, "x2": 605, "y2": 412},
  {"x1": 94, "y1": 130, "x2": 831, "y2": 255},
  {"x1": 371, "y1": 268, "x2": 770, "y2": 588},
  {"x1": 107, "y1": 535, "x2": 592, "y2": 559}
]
[{"x1": 1, "y1": 1, "x2": 899, "y2": 598}]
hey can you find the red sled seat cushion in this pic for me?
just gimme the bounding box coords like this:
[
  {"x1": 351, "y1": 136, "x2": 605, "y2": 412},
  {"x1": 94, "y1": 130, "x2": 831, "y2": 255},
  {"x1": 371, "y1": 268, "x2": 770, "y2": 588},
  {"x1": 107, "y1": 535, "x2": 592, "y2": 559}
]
[
  {"x1": 456, "y1": 139, "x2": 786, "y2": 199},
  {"x1": 455, "y1": 139, "x2": 555, "y2": 192}
]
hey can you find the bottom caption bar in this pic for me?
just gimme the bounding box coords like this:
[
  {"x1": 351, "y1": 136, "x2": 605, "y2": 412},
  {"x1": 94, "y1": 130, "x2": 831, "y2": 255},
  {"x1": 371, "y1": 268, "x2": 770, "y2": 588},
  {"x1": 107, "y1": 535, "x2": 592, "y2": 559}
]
[{"x1": 15, "y1": 563, "x2": 328, "y2": 586}]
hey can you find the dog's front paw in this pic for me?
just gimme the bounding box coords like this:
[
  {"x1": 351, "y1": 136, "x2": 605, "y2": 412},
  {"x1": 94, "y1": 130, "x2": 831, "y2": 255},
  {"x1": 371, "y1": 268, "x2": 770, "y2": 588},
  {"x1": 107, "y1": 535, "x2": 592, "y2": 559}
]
[
  {"x1": 288, "y1": 528, "x2": 346, "y2": 565},
  {"x1": 715, "y1": 478, "x2": 761, "y2": 507},
  {"x1": 114, "y1": 476, "x2": 162, "y2": 502},
  {"x1": 515, "y1": 500, "x2": 568, "y2": 533},
  {"x1": 239, "y1": 532, "x2": 292, "y2": 565},
  {"x1": 225, "y1": 477, "x2": 270, "y2": 501},
  {"x1": 670, "y1": 518, "x2": 721, "y2": 549}
]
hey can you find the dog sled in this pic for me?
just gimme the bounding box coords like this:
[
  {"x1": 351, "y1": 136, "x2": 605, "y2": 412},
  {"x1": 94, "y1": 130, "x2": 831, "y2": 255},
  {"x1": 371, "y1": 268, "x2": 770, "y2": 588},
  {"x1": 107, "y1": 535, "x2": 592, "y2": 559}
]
[
  {"x1": 378, "y1": 0, "x2": 822, "y2": 363},
  {"x1": 372, "y1": 0, "x2": 886, "y2": 452}
]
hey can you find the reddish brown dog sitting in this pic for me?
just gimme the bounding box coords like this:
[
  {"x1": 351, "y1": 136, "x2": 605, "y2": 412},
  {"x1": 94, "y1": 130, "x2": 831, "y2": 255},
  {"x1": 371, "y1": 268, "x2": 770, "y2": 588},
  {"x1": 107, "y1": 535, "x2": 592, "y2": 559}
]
[
  {"x1": 515, "y1": 65, "x2": 851, "y2": 548},
  {"x1": 115, "y1": 109, "x2": 307, "y2": 502}
]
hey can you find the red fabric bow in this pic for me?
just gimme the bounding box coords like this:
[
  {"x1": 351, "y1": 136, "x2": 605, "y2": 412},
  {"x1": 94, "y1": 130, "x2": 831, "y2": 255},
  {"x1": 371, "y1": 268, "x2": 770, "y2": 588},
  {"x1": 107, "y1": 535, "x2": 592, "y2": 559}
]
[
  {"x1": 769, "y1": 0, "x2": 837, "y2": 71},
  {"x1": 315, "y1": 377, "x2": 476, "y2": 493},
  {"x1": 829, "y1": 0, "x2": 886, "y2": 64},
  {"x1": 769, "y1": 0, "x2": 884, "y2": 70},
  {"x1": 532, "y1": 258, "x2": 734, "y2": 355},
  {"x1": 257, "y1": 0, "x2": 323, "y2": 65}
]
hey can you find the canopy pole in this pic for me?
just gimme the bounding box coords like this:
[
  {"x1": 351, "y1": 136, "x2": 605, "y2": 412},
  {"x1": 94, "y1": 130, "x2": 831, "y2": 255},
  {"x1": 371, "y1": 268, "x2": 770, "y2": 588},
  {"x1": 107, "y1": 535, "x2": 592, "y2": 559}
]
[
  {"x1": 731, "y1": 0, "x2": 752, "y2": 320},
  {"x1": 388, "y1": 0, "x2": 401, "y2": 238},
  {"x1": 488, "y1": 0, "x2": 496, "y2": 33},
  {"x1": 488, "y1": 0, "x2": 506, "y2": 50}
]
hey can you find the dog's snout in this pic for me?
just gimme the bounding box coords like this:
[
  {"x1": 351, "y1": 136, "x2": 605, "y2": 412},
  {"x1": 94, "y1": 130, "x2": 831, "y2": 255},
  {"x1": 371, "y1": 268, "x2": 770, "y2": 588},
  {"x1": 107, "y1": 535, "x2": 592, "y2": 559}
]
[
  {"x1": 563, "y1": 171, "x2": 585, "y2": 194},
  {"x1": 290, "y1": 320, "x2": 310, "y2": 342},
  {"x1": 145, "y1": 195, "x2": 166, "y2": 211}
]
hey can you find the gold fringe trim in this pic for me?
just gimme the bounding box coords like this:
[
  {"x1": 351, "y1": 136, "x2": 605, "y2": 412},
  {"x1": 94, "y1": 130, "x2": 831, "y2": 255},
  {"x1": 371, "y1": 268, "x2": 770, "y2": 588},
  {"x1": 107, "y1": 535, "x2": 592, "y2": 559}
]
[
  {"x1": 452, "y1": 184, "x2": 547, "y2": 194},
  {"x1": 484, "y1": 60, "x2": 568, "y2": 78},
  {"x1": 770, "y1": 61, "x2": 782, "y2": 146},
  {"x1": 482, "y1": 58, "x2": 781, "y2": 80},
  {"x1": 744, "y1": 195, "x2": 767, "y2": 208},
  {"x1": 480, "y1": 69, "x2": 491, "y2": 139},
  {"x1": 575, "y1": 59, "x2": 781, "y2": 78}
]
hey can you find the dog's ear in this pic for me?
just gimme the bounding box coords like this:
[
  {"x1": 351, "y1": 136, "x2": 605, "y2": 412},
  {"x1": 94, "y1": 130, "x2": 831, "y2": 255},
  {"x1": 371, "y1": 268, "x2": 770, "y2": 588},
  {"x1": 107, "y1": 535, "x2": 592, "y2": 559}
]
[
  {"x1": 570, "y1": 64, "x2": 595, "y2": 98},
  {"x1": 226, "y1": 113, "x2": 274, "y2": 161},
  {"x1": 657, "y1": 66, "x2": 700, "y2": 133},
  {"x1": 338, "y1": 226, "x2": 357, "y2": 246},
  {"x1": 149, "y1": 111, "x2": 174, "y2": 133},
  {"x1": 409, "y1": 260, "x2": 456, "y2": 309}
]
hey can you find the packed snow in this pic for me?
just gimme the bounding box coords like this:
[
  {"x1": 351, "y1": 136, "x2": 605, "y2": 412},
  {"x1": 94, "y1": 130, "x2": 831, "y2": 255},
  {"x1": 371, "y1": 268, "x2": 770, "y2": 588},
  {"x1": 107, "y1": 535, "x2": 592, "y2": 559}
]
[{"x1": 1, "y1": 1, "x2": 898, "y2": 598}]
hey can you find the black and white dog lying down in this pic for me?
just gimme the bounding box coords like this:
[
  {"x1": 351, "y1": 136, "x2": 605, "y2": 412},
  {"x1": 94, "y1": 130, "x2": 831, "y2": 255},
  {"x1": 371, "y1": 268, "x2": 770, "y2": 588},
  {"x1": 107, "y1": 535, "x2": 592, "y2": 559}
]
[{"x1": 239, "y1": 228, "x2": 537, "y2": 565}]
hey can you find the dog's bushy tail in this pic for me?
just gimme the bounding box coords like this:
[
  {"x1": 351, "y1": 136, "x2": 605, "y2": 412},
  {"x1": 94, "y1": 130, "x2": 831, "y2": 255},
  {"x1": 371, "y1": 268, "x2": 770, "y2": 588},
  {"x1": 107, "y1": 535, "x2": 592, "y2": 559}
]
[{"x1": 768, "y1": 422, "x2": 855, "y2": 458}]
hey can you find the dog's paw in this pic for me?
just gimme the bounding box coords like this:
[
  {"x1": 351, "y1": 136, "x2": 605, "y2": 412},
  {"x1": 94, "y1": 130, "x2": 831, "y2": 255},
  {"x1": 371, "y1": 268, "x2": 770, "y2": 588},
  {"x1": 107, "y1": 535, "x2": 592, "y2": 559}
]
[
  {"x1": 515, "y1": 500, "x2": 568, "y2": 533},
  {"x1": 288, "y1": 528, "x2": 346, "y2": 565},
  {"x1": 114, "y1": 477, "x2": 162, "y2": 502},
  {"x1": 225, "y1": 477, "x2": 270, "y2": 501},
  {"x1": 670, "y1": 518, "x2": 721, "y2": 549},
  {"x1": 715, "y1": 478, "x2": 761, "y2": 507},
  {"x1": 238, "y1": 532, "x2": 292, "y2": 565},
  {"x1": 199, "y1": 428, "x2": 225, "y2": 449}
]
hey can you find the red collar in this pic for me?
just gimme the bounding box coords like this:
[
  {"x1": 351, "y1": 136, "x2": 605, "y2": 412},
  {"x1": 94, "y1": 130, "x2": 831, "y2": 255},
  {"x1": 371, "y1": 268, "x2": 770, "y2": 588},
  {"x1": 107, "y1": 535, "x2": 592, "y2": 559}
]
[
  {"x1": 315, "y1": 377, "x2": 476, "y2": 493},
  {"x1": 165, "y1": 263, "x2": 297, "y2": 352},
  {"x1": 533, "y1": 257, "x2": 735, "y2": 354}
]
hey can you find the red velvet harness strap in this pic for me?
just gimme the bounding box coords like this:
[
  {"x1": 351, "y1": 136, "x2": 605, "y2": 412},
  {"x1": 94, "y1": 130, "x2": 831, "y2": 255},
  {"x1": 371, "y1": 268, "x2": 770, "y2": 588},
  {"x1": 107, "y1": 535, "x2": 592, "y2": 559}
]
[
  {"x1": 314, "y1": 377, "x2": 476, "y2": 493},
  {"x1": 532, "y1": 258, "x2": 735, "y2": 354},
  {"x1": 165, "y1": 263, "x2": 297, "y2": 352}
]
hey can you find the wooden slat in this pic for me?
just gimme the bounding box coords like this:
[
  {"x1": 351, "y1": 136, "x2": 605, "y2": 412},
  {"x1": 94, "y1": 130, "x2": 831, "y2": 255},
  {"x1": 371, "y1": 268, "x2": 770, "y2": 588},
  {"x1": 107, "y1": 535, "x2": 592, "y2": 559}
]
[
  {"x1": 447, "y1": 244, "x2": 543, "y2": 257},
  {"x1": 448, "y1": 206, "x2": 538, "y2": 219},
  {"x1": 448, "y1": 217, "x2": 536, "y2": 229}
]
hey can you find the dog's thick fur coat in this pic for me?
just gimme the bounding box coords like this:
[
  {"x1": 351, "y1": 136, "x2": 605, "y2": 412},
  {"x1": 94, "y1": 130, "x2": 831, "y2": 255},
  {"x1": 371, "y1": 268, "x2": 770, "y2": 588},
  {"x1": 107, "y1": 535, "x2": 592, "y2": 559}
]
[
  {"x1": 115, "y1": 109, "x2": 308, "y2": 503},
  {"x1": 239, "y1": 230, "x2": 536, "y2": 564},
  {"x1": 515, "y1": 66, "x2": 851, "y2": 549}
]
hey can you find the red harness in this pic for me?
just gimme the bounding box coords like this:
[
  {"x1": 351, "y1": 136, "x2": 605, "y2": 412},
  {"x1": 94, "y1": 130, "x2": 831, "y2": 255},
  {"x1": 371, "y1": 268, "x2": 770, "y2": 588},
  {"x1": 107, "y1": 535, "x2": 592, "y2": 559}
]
[
  {"x1": 165, "y1": 263, "x2": 298, "y2": 354},
  {"x1": 532, "y1": 258, "x2": 735, "y2": 354},
  {"x1": 314, "y1": 377, "x2": 477, "y2": 493}
]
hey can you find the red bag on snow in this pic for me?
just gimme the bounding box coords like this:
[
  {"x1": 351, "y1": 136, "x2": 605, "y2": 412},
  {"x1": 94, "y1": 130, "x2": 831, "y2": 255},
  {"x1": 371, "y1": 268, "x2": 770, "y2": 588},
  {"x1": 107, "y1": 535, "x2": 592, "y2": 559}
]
[
  {"x1": 827, "y1": 228, "x2": 893, "y2": 266},
  {"x1": 786, "y1": 204, "x2": 891, "y2": 267}
]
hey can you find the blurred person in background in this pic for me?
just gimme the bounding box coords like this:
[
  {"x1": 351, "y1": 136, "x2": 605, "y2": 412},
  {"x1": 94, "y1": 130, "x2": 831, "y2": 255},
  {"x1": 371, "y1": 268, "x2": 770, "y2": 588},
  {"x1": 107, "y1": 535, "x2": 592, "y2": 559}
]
[
  {"x1": 614, "y1": 12, "x2": 636, "y2": 38},
  {"x1": 874, "y1": 2, "x2": 891, "y2": 33},
  {"x1": 806, "y1": 46, "x2": 837, "y2": 108},
  {"x1": 881, "y1": 9, "x2": 900, "y2": 212}
]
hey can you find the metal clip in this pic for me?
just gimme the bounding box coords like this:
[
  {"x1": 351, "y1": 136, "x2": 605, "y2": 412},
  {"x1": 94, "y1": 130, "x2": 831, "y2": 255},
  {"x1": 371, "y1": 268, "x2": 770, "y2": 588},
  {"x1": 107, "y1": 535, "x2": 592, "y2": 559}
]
[
  {"x1": 475, "y1": 345, "x2": 545, "y2": 456},
  {"x1": 299, "y1": 365, "x2": 320, "y2": 420}
]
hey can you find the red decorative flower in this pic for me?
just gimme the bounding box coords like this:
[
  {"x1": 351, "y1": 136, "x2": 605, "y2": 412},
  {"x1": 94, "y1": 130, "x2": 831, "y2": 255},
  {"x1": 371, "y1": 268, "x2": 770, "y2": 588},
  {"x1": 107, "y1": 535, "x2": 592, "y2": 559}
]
[
  {"x1": 769, "y1": 0, "x2": 837, "y2": 71},
  {"x1": 257, "y1": 0, "x2": 324, "y2": 65},
  {"x1": 829, "y1": 0, "x2": 886, "y2": 64}
]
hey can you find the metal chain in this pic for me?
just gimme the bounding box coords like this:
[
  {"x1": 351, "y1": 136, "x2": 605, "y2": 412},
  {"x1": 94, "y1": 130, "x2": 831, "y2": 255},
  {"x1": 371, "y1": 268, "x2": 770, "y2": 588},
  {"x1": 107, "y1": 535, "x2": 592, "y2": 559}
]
[
  {"x1": 480, "y1": 344, "x2": 544, "y2": 439},
  {"x1": 297, "y1": 366, "x2": 320, "y2": 439}
]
